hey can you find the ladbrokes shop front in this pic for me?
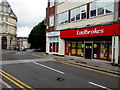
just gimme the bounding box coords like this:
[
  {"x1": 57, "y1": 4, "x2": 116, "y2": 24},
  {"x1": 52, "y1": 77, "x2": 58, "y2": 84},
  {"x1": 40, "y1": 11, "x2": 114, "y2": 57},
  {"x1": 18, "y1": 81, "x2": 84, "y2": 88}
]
[{"x1": 60, "y1": 22, "x2": 120, "y2": 64}]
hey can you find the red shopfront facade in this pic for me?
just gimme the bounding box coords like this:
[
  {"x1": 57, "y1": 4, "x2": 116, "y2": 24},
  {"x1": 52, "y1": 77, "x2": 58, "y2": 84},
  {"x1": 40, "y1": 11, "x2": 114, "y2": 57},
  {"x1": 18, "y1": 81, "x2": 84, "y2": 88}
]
[{"x1": 60, "y1": 23, "x2": 120, "y2": 61}]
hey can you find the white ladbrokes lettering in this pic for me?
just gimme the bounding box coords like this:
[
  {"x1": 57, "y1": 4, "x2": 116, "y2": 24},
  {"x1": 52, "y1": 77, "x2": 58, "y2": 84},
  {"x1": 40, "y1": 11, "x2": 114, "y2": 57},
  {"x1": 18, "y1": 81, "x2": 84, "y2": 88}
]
[{"x1": 77, "y1": 28, "x2": 104, "y2": 35}]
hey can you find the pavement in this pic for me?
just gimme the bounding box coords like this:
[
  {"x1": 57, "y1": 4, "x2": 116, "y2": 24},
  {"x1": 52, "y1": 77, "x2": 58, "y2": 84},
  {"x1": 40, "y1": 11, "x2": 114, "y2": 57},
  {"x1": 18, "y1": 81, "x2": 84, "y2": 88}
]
[{"x1": 33, "y1": 52, "x2": 120, "y2": 75}]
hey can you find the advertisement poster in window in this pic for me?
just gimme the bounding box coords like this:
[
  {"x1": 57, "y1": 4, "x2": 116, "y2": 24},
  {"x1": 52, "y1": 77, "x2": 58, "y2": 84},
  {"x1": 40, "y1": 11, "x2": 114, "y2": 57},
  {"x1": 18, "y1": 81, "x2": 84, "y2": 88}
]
[
  {"x1": 100, "y1": 43, "x2": 107, "y2": 59},
  {"x1": 71, "y1": 42, "x2": 76, "y2": 55},
  {"x1": 109, "y1": 44, "x2": 112, "y2": 59}
]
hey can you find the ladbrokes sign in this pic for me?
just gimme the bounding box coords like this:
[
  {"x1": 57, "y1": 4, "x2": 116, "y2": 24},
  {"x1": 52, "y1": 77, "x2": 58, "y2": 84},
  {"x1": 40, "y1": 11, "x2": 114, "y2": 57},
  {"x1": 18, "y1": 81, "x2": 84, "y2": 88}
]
[
  {"x1": 60, "y1": 23, "x2": 120, "y2": 38},
  {"x1": 76, "y1": 28, "x2": 104, "y2": 35}
]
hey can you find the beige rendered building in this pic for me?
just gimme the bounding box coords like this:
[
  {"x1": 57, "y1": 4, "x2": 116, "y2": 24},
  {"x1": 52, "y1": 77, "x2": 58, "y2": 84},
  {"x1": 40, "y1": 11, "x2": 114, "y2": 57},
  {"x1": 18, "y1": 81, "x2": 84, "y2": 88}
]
[
  {"x1": 46, "y1": 0, "x2": 120, "y2": 64},
  {"x1": 0, "y1": 0, "x2": 17, "y2": 50}
]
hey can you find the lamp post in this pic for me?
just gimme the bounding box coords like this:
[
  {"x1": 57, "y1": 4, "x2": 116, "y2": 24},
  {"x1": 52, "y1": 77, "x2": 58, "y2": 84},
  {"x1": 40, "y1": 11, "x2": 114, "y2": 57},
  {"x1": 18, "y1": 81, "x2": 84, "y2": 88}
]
[{"x1": 112, "y1": 30, "x2": 116, "y2": 66}]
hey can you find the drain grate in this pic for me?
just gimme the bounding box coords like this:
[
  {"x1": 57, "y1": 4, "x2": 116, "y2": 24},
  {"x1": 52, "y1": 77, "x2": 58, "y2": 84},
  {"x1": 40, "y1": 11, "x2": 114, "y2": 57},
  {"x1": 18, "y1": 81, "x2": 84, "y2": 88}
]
[{"x1": 57, "y1": 77, "x2": 64, "y2": 81}]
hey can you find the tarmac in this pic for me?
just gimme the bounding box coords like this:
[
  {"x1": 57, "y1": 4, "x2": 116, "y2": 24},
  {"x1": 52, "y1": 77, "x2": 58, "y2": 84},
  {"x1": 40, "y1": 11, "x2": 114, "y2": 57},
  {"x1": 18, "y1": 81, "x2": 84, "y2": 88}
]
[{"x1": 33, "y1": 52, "x2": 120, "y2": 75}]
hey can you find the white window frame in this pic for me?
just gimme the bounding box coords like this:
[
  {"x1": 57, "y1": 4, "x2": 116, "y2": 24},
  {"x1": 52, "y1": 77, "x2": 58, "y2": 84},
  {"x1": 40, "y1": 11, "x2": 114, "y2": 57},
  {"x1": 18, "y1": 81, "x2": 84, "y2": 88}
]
[
  {"x1": 70, "y1": 5, "x2": 87, "y2": 22},
  {"x1": 49, "y1": 37, "x2": 59, "y2": 53},
  {"x1": 50, "y1": 0, "x2": 55, "y2": 7},
  {"x1": 5, "y1": 25, "x2": 8, "y2": 33},
  {"x1": 57, "y1": 11, "x2": 68, "y2": 25},
  {"x1": 89, "y1": 0, "x2": 114, "y2": 18},
  {"x1": 57, "y1": 0, "x2": 65, "y2": 5},
  {"x1": 49, "y1": 15, "x2": 54, "y2": 27}
]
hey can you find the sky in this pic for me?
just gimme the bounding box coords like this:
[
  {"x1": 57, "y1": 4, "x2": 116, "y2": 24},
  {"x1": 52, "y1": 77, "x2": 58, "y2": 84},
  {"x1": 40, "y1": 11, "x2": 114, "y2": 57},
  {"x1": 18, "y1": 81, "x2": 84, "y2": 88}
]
[{"x1": 1, "y1": 0, "x2": 47, "y2": 37}]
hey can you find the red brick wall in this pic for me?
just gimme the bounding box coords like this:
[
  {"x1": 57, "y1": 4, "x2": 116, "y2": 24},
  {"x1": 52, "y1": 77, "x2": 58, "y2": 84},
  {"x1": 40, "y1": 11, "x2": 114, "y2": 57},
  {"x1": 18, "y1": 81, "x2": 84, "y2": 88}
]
[{"x1": 46, "y1": 1, "x2": 55, "y2": 32}]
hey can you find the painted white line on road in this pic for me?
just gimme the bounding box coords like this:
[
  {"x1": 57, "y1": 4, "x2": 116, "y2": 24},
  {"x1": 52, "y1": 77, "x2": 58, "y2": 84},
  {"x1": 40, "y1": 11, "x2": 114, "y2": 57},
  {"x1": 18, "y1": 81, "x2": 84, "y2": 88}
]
[
  {"x1": 89, "y1": 82, "x2": 111, "y2": 90},
  {"x1": 33, "y1": 62, "x2": 65, "y2": 75},
  {"x1": 15, "y1": 52, "x2": 21, "y2": 54}
]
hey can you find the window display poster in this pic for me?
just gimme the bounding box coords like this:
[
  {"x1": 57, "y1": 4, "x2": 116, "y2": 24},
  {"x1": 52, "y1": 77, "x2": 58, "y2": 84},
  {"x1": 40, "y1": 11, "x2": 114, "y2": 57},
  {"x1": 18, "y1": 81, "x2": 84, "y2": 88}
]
[
  {"x1": 100, "y1": 43, "x2": 107, "y2": 59},
  {"x1": 77, "y1": 49, "x2": 82, "y2": 55},
  {"x1": 109, "y1": 45, "x2": 112, "y2": 59},
  {"x1": 72, "y1": 49, "x2": 76, "y2": 55},
  {"x1": 71, "y1": 42, "x2": 76, "y2": 55}
]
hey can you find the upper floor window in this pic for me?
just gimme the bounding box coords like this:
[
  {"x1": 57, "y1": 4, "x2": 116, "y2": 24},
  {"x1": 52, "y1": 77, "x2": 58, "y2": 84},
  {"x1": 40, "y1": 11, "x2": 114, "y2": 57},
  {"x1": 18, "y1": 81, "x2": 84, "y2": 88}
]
[
  {"x1": 90, "y1": 0, "x2": 114, "y2": 17},
  {"x1": 2, "y1": 6, "x2": 4, "y2": 12},
  {"x1": 0, "y1": 6, "x2": 2, "y2": 12},
  {"x1": 6, "y1": 7, "x2": 9, "y2": 13},
  {"x1": 58, "y1": 11, "x2": 68, "y2": 25},
  {"x1": 0, "y1": 25, "x2": 2, "y2": 33},
  {"x1": 49, "y1": 15, "x2": 54, "y2": 27},
  {"x1": 4, "y1": 25, "x2": 8, "y2": 33},
  {"x1": 50, "y1": 0, "x2": 55, "y2": 7},
  {"x1": 58, "y1": 0, "x2": 65, "y2": 4},
  {"x1": 6, "y1": 17, "x2": 8, "y2": 22},
  {"x1": 70, "y1": 5, "x2": 87, "y2": 22},
  {"x1": 1, "y1": 16, "x2": 4, "y2": 21}
]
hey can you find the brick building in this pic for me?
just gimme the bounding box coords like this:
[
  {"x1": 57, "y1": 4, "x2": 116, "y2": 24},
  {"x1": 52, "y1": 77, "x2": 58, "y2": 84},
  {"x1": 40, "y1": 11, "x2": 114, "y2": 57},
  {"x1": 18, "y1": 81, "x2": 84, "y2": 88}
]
[{"x1": 46, "y1": 0, "x2": 120, "y2": 64}]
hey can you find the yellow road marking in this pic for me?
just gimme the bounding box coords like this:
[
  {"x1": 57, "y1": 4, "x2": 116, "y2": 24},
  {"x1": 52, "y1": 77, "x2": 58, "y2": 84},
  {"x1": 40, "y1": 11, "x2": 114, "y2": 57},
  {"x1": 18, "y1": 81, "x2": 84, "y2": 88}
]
[
  {"x1": 49, "y1": 58, "x2": 120, "y2": 77},
  {"x1": 0, "y1": 72, "x2": 25, "y2": 89},
  {"x1": 7, "y1": 86, "x2": 12, "y2": 88},
  {"x1": 0, "y1": 69, "x2": 34, "y2": 90}
]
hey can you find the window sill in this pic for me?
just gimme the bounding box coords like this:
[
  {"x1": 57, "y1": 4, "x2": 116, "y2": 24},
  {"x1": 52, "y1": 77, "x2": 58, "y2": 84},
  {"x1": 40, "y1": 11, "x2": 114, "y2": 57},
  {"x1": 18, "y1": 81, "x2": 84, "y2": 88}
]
[
  {"x1": 89, "y1": 13, "x2": 114, "y2": 19},
  {"x1": 57, "y1": 22, "x2": 69, "y2": 26},
  {"x1": 70, "y1": 18, "x2": 87, "y2": 23}
]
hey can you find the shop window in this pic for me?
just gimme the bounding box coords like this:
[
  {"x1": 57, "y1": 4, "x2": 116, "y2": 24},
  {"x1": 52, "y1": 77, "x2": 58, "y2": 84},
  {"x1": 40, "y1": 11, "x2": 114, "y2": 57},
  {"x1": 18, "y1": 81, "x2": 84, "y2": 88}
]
[
  {"x1": 93, "y1": 43, "x2": 99, "y2": 59},
  {"x1": 56, "y1": 42, "x2": 59, "y2": 52},
  {"x1": 49, "y1": 43, "x2": 53, "y2": 52},
  {"x1": 109, "y1": 44, "x2": 112, "y2": 59},
  {"x1": 100, "y1": 43, "x2": 108, "y2": 59},
  {"x1": 49, "y1": 37, "x2": 59, "y2": 53},
  {"x1": 71, "y1": 42, "x2": 76, "y2": 55},
  {"x1": 77, "y1": 42, "x2": 84, "y2": 57}
]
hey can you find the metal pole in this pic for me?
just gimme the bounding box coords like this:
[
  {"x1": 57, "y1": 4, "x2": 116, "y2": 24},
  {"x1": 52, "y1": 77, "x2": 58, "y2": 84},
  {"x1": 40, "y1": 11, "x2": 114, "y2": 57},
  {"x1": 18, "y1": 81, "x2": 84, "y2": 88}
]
[{"x1": 112, "y1": 30, "x2": 116, "y2": 66}]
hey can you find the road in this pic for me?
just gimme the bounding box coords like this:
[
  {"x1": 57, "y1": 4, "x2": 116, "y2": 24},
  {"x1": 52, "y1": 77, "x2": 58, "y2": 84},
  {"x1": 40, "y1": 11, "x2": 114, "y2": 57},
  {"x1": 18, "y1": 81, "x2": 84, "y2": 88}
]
[{"x1": 0, "y1": 50, "x2": 119, "y2": 89}]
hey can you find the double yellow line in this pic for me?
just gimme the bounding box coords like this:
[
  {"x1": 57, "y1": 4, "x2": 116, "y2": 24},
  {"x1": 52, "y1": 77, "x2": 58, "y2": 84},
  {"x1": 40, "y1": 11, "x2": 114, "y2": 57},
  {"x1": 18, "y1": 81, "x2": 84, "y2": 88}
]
[{"x1": 0, "y1": 69, "x2": 34, "y2": 89}]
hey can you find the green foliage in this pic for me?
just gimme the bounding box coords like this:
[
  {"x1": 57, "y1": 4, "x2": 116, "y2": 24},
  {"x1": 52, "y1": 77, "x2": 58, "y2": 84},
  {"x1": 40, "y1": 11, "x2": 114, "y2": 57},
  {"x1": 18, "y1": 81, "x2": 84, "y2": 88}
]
[{"x1": 28, "y1": 20, "x2": 46, "y2": 51}]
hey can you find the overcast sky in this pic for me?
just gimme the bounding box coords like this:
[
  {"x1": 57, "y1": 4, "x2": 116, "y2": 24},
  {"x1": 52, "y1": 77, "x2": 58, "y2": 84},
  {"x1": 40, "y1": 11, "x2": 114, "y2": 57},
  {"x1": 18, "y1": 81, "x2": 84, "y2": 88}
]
[{"x1": 1, "y1": 0, "x2": 47, "y2": 37}]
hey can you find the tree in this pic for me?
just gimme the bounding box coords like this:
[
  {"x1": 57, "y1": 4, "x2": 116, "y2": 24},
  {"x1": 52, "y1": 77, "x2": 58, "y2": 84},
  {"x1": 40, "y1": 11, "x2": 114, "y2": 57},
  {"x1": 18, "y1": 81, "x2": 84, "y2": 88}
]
[{"x1": 28, "y1": 20, "x2": 46, "y2": 51}]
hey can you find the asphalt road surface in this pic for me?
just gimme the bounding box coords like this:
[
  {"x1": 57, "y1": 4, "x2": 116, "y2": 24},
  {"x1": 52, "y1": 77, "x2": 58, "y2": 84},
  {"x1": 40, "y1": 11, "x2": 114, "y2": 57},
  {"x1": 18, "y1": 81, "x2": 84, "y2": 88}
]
[{"x1": 0, "y1": 50, "x2": 119, "y2": 89}]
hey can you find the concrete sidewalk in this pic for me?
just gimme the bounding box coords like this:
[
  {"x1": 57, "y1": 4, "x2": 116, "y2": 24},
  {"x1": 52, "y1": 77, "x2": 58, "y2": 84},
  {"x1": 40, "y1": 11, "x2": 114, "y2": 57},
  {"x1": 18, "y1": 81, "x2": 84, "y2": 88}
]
[{"x1": 40, "y1": 53, "x2": 119, "y2": 75}]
